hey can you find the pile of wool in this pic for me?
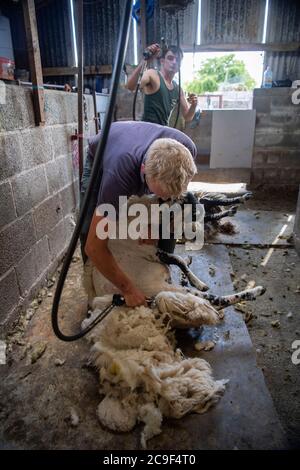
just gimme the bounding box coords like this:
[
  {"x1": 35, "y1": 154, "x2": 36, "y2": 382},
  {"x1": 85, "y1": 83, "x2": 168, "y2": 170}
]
[{"x1": 84, "y1": 295, "x2": 227, "y2": 448}]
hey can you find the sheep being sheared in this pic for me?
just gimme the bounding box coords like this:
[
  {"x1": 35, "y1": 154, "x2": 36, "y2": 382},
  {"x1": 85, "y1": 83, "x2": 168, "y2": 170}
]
[
  {"x1": 82, "y1": 191, "x2": 264, "y2": 447},
  {"x1": 123, "y1": 190, "x2": 252, "y2": 242}
]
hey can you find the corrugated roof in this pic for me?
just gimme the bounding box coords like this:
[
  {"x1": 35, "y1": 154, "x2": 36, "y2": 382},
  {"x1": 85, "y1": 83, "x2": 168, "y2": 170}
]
[
  {"x1": 37, "y1": 0, "x2": 72, "y2": 67},
  {"x1": 200, "y1": 0, "x2": 266, "y2": 45},
  {"x1": 82, "y1": 0, "x2": 135, "y2": 66},
  {"x1": 146, "y1": 0, "x2": 199, "y2": 48},
  {"x1": 264, "y1": 51, "x2": 300, "y2": 82},
  {"x1": 266, "y1": 0, "x2": 300, "y2": 44},
  {"x1": 36, "y1": 0, "x2": 135, "y2": 86},
  {"x1": 3, "y1": 0, "x2": 299, "y2": 86},
  {"x1": 263, "y1": 0, "x2": 300, "y2": 82}
]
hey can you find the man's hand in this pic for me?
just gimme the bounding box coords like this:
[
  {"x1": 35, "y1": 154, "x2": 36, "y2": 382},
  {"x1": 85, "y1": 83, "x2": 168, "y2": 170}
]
[
  {"x1": 181, "y1": 92, "x2": 198, "y2": 121},
  {"x1": 187, "y1": 93, "x2": 198, "y2": 107},
  {"x1": 86, "y1": 211, "x2": 148, "y2": 308},
  {"x1": 122, "y1": 285, "x2": 147, "y2": 307},
  {"x1": 144, "y1": 43, "x2": 160, "y2": 61},
  {"x1": 126, "y1": 45, "x2": 160, "y2": 92}
]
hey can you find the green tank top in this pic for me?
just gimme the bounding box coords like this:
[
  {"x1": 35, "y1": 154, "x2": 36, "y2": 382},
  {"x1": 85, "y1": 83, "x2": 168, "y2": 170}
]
[{"x1": 142, "y1": 71, "x2": 179, "y2": 126}]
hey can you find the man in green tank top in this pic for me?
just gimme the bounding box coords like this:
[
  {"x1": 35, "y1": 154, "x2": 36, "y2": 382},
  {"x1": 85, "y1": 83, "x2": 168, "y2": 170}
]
[{"x1": 126, "y1": 44, "x2": 197, "y2": 127}]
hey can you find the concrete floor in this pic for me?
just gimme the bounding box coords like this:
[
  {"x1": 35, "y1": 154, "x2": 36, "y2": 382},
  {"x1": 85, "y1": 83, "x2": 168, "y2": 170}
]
[
  {"x1": 0, "y1": 190, "x2": 298, "y2": 450},
  {"x1": 229, "y1": 246, "x2": 300, "y2": 449}
]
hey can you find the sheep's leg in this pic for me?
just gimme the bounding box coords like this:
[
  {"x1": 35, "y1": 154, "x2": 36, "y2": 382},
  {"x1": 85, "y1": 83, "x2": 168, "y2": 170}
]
[
  {"x1": 200, "y1": 198, "x2": 226, "y2": 209},
  {"x1": 198, "y1": 286, "x2": 266, "y2": 309},
  {"x1": 157, "y1": 250, "x2": 208, "y2": 291},
  {"x1": 200, "y1": 192, "x2": 252, "y2": 208},
  {"x1": 180, "y1": 255, "x2": 192, "y2": 286},
  {"x1": 240, "y1": 192, "x2": 253, "y2": 202},
  {"x1": 204, "y1": 206, "x2": 237, "y2": 223}
]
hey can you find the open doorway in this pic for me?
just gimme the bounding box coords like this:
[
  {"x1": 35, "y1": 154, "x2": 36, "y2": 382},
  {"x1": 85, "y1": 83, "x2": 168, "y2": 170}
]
[
  {"x1": 180, "y1": 51, "x2": 264, "y2": 172},
  {"x1": 181, "y1": 51, "x2": 265, "y2": 110}
]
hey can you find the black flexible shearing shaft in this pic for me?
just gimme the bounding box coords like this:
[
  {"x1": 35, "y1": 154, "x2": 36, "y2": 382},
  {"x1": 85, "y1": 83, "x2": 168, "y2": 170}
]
[{"x1": 173, "y1": 14, "x2": 181, "y2": 129}]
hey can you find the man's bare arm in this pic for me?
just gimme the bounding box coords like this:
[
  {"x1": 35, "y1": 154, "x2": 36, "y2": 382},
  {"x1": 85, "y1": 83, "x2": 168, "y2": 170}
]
[
  {"x1": 180, "y1": 90, "x2": 198, "y2": 122},
  {"x1": 85, "y1": 210, "x2": 147, "y2": 307},
  {"x1": 126, "y1": 43, "x2": 160, "y2": 92},
  {"x1": 126, "y1": 60, "x2": 148, "y2": 92}
]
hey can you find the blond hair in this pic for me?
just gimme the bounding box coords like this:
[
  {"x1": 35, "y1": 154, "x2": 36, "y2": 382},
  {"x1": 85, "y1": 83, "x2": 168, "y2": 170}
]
[{"x1": 144, "y1": 138, "x2": 197, "y2": 197}]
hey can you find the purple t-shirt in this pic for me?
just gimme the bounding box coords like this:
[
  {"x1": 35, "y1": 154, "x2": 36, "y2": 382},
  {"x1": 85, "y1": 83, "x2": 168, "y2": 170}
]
[{"x1": 88, "y1": 121, "x2": 197, "y2": 211}]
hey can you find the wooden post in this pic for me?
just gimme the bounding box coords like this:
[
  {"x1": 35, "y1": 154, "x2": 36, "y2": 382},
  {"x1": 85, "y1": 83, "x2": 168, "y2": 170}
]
[
  {"x1": 77, "y1": 0, "x2": 84, "y2": 189},
  {"x1": 22, "y1": 0, "x2": 45, "y2": 125}
]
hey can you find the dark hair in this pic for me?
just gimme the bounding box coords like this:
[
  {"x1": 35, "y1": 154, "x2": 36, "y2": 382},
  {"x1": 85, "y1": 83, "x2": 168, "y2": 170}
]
[{"x1": 161, "y1": 45, "x2": 183, "y2": 60}]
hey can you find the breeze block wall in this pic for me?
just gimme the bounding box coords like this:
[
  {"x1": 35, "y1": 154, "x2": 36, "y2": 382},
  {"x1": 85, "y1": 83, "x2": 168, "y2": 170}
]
[
  {"x1": 0, "y1": 83, "x2": 95, "y2": 332},
  {"x1": 251, "y1": 87, "x2": 300, "y2": 187}
]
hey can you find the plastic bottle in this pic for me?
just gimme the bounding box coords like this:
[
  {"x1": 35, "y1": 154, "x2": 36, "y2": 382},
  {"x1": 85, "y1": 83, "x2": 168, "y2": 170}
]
[{"x1": 263, "y1": 66, "x2": 273, "y2": 88}]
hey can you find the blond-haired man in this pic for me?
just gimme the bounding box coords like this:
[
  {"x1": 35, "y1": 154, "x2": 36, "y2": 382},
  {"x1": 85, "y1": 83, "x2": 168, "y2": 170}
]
[{"x1": 83, "y1": 121, "x2": 197, "y2": 307}]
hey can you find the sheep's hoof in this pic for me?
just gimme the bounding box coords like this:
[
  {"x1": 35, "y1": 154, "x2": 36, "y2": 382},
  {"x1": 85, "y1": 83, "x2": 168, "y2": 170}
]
[
  {"x1": 243, "y1": 192, "x2": 253, "y2": 200},
  {"x1": 258, "y1": 286, "x2": 266, "y2": 296},
  {"x1": 229, "y1": 205, "x2": 238, "y2": 216}
]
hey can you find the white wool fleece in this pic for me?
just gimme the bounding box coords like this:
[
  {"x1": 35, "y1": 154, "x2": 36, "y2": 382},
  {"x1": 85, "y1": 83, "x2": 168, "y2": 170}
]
[
  {"x1": 155, "y1": 291, "x2": 220, "y2": 328},
  {"x1": 85, "y1": 304, "x2": 227, "y2": 448}
]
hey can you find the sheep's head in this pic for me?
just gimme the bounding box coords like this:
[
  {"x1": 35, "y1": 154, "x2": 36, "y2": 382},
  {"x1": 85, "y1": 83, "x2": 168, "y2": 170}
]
[{"x1": 127, "y1": 192, "x2": 204, "y2": 247}]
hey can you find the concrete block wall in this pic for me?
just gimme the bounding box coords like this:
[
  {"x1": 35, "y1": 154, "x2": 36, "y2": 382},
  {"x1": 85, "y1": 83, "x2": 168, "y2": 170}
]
[
  {"x1": 114, "y1": 86, "x2": 144, "y2": 121},
  {"x1": 251, "y1": 88, "x2": 300, "y2": 187},
  {"x1": 294, "y1": 186, "x2": 300, "y2": 256},
  {"x1": 185, "y1": 111, "x2": 212, "y2": 159},
  {"x1": 0, "y1": 84, "x2": 95, "y2": 332}
]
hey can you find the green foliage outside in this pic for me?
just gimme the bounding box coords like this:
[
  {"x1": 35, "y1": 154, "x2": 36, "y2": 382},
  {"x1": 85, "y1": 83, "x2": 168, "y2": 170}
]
[{"x1": 185, "y1": 54, "x2": 256, "y2": 94}]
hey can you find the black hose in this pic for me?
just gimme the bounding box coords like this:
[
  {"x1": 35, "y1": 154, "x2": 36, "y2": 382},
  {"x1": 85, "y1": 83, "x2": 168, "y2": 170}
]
[
  {"x1": 132, "y1": 59, "x2": 147, "y2": 121},
  {"x1": 51, "y1": 0, "x2": 133, "y2": 342},
  {"x1": 173, "y1": 15, "x2": 181, "y2": 129},
  {"x1": 132, "y1": 82, "x2": 139, "y2": 120}
]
